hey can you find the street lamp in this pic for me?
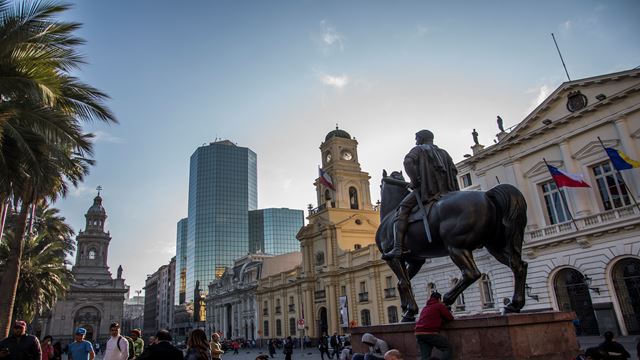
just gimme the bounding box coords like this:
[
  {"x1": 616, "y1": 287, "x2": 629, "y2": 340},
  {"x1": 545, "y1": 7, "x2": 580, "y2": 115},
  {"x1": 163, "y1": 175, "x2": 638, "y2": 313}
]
[
  {"x1": 582, "y1": 275, "x2": 601, "y2": 295},
  {"x1": 524, "y1": 283, "x2": 539, "y2": 301}
]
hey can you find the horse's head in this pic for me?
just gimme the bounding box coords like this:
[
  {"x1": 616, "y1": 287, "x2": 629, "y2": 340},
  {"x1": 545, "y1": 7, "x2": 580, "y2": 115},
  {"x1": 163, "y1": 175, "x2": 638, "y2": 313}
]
[{"x1": 380, "y1": 169, "x2": 409, "y2": 219}]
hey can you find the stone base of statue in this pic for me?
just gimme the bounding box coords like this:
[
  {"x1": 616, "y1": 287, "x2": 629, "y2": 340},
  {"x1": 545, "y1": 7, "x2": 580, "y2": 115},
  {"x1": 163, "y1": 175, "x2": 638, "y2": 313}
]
[{"x1": 349, "y1": 311, "x2": 579, "y2": 360}]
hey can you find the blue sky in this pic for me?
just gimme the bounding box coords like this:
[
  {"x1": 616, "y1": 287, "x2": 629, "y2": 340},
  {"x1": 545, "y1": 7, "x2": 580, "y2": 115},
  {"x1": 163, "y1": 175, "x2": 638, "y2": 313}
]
[{"x1": 50, "y1": 0, "x2": 640, "y2": 292}]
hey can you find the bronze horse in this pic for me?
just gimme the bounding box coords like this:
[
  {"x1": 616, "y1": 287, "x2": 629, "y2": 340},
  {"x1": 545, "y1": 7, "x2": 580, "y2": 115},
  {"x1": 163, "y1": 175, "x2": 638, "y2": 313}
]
[{"x1": 375, "y1": 170, "x2": 528, "y2": 321}]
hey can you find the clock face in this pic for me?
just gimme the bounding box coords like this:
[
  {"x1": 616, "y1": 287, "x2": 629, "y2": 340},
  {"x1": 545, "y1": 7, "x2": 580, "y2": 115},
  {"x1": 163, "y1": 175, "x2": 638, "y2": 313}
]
[
  {"x1": 325, "y1": 153, "x2": 332, "y2": 163},
  {"x1": 341, "y1": 151, "x2": 353, "y2": 161}
]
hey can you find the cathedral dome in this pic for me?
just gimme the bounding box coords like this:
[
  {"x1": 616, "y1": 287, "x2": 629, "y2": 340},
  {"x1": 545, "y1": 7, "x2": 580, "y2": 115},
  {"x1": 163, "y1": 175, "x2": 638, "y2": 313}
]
[
  {"x1": 87, "y1": 195, "x2": 106, "y2": 216},
  {"x1": 325, "y1": 126, "x2": 351, "y2": 141}
]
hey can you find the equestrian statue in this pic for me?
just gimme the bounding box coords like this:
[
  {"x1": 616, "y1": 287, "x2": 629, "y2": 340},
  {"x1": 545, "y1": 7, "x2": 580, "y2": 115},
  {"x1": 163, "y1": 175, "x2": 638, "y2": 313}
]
[{"x1": 376, "y1": 130, "x2": 528, "y2": 322}]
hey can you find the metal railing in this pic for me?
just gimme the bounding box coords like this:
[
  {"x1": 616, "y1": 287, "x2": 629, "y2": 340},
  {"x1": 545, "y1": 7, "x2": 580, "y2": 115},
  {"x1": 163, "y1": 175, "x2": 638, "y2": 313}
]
[
  {"x1": 358, "y1": 292, "x2": 369, "y2": 302},
  {"x1": 384, "y1": 288, "x2": 396, "y2": 298}
]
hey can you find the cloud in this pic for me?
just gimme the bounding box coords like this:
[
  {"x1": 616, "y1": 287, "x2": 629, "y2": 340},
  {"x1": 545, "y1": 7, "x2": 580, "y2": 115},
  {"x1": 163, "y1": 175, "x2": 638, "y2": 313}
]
[
  {"x1": 319, "y1": 73, "x2": 349, "y2": 89},
  {"x1": 562, "y1": 20, "x2": 572, "y2": 31},
  {"x1": 416, "y1": 25, "x2": 430, "y2": 37},
  {"x1": 71, "y1": 184, "x2": 96, "y2": 198},
  {"x1": 526, "y1": 84, "x2": 553, "y2": 111},
  {"x1": 93, "y1": 130, "x2": 124, "y2": 144},
  {"x1": 319, "y1": 20, "x2": 344, "y2": 52}
]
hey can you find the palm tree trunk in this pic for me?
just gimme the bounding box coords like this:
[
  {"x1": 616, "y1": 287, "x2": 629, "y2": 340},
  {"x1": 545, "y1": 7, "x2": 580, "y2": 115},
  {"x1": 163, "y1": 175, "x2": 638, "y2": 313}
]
[{"x1": 0, "y1": 201, "x2": 29, "y2": 337}]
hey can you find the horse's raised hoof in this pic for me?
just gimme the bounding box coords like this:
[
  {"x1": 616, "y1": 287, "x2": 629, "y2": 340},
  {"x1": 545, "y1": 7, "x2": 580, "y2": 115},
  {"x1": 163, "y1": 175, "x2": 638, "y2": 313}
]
[{"x1": 503, "y1": 304, "x2": 521, "y2": 314}]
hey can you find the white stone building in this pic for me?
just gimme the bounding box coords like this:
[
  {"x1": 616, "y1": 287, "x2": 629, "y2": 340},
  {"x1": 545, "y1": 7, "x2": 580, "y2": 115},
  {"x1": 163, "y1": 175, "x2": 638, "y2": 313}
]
[{"x1": 411, "y1": 68, "x2": 640, "y2": 336}]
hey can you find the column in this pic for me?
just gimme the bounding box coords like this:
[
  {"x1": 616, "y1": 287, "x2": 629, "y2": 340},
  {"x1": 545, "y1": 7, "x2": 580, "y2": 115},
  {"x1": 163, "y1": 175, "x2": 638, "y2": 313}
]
[
  {"x1": 303, "y1": 288, "x2": 314, "y2": 337},
  {"x1": 327, "y1": 283, "x2": 338, "y2": 334},
  {"x1": 559, "y1": 141, "x2": 592, "y2": 216}
]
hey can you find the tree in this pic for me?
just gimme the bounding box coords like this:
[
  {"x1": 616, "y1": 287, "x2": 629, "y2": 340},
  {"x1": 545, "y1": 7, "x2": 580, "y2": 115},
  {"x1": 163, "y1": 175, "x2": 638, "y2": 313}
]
[
  {"x1": 0, "y1": 202, "x2": 75, "y2": 323},
  {"x1": 0, "y1": 0, "x2": 116, "y2": 335}
]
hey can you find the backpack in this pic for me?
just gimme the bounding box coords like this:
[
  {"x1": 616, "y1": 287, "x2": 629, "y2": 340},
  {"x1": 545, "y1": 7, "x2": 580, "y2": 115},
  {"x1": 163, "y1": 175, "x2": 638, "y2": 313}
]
[{"x1": 117, "y1": 336, "x2": 135, "y2": 359}]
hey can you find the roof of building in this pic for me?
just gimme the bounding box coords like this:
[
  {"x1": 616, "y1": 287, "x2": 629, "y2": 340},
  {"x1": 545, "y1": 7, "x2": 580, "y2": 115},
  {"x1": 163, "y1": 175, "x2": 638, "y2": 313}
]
[
  {"x1": 325, "y1": 126, "x2": 351, "y2": 141},
  {"x1": 260, "y1": 252, "x2": 302, "y2": 278}
]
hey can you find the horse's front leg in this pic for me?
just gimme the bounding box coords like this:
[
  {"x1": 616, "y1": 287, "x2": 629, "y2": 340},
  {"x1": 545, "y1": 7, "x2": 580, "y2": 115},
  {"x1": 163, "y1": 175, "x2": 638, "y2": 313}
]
[
  {"x1": 403, "y1": 260, "x2": 425, "y2": 318},
  {"x1": 444, "y1": 247, "x2": 481, "y2": 306},
  {"x1": 386, "y1": 258, "x2": 414, "y2": 322}
]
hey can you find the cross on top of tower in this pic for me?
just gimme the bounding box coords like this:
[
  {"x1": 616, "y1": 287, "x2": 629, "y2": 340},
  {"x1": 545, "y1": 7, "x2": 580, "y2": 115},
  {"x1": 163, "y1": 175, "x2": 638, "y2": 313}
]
[{"x1": 96, "y1": 185, "x2": 102, "y2": 196}]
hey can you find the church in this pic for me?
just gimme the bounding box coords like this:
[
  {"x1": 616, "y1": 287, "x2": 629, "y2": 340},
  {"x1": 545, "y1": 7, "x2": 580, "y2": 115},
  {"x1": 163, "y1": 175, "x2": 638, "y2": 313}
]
[{"x1": 42, "y1": 193, "x2": 129, "y2": 344}]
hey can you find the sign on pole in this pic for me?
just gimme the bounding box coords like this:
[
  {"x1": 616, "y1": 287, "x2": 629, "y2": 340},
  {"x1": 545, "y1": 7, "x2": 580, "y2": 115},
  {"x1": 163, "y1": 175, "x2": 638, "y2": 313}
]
[{"x1": 297, "y1": 318, "x2": 305, "y2": 330}]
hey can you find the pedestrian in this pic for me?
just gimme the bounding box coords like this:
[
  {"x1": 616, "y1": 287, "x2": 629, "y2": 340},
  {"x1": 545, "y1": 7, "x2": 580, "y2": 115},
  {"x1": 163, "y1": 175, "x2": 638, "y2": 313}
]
[
  {"x1": 232, "y1": 340, "x2": 239, "y2": 355},
  {"x1": 0, "y1": 320, "x2": 41, "y2": 360},
  {"x1": 598, "y1": 331, "x2": 630, "y2": 359},
  {"x1": 185, "y1": 329, "x2": 212, "y2": 360},
  {"x1": 330, "y1": 333, "x2": 341, "y2": 359},
  {"x1": 41, "y1": 335, "x2": 55, "y2": 360},
  {"x1": 138, "y1": 330, "x2": 182, "y2": 360},
  {"x1": 383, "y1": 350, "x2": 403, "y2": 360},
  {"x1": 283, "y1": 337, "x2": 293, "y2": 360},
  {"x1": 352, "y1": 333, "x2": 388, "y2": 360},
  {"x1": 318, "y1": 334, "x2": 331, "y2": 360},
  {"x1": 268, "y1": 339, "x2": 276, "y2": 358},
  {"x1": 129, "y1": 330, "x2": 144, "y2": 359},
  {"x1": 415, "y1": 291, "x2": 454, "y2": 360},
  {"x1": 103, "y1": 322, "x2": 128, "y2": 360},
  {"x1": 210, "y1": 333, "x2": 224, "y2": 360},
  {"x1": 339, "y1": 340, "x2": 352, "y2": 360},
  {"x1": 67, "y1": 328, "x2": 95, "y2": 360},
  {"x1": 52, "y1": 341, "x2": 62, "y2": 360}
]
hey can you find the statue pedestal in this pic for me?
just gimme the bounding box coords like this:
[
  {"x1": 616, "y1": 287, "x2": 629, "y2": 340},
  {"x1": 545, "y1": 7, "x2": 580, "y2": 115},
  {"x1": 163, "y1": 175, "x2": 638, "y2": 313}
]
[{"x1": 350, "y1": 311, "x2": 579, "y2": 360}]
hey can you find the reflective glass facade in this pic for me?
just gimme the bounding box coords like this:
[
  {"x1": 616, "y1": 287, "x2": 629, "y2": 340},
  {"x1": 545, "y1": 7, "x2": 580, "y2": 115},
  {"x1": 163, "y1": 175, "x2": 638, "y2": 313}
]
[
  {"x1": 249, "y1": 208, "x2": 304, "y2": 254},
  {"x1": 175, "y1": 217, "x2": 188, "y2": 304},
  {"x1": 185, "y1": 141, "x2": 257, "y2": 302}
]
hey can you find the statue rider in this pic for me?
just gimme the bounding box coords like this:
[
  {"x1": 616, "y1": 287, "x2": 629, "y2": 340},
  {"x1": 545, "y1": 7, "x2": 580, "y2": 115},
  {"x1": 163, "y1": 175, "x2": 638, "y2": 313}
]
[{"x1": 382, "y1": 130, "x2": 459, "y2": 260}]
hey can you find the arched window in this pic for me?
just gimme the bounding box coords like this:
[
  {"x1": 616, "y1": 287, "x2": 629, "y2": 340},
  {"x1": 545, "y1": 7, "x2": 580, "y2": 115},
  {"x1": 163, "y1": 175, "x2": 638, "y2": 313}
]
[
  {"x1": 387, "y1": 306, "x2": 398, "y2": 323},
  {"x1": 289, "y1": 318, "x2": 296, "y2": 336},
  {"x1": 349, "y1": 187, "x2": 359, "y2": 209},
  {"x1": 452, "y1": 278, "x2": 466, "y2": 311},
  {"x1": 263, "y1": 320, "x2": 269, "y2": 337},
  {"x1": 360, "y1": 309, "x2": 371, "y2": 326},
  {"x1": 324, "y1": 189, "x2": 331, "y2": 203},
  {"x1": 88, "y1": 249, "x2": 96, "y2": 260},
  {"x1": 480, "y1": 274, "x2": 494, "y2": 309},
  {"x1": 554, "y1": 268, "x2": 599, "y2": 335},
  {"x1": 611, "y1": 258, "x2": 640, "y2": 334},
  {"x1": 276, "y1": 319, "x2": 282, "y2": 337}
]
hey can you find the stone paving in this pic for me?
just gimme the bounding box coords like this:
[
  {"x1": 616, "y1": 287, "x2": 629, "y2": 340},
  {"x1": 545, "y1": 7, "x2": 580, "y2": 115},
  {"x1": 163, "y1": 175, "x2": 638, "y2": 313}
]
[{"x1": 92, "y1": 347, "x2": 331, "y2": 360}]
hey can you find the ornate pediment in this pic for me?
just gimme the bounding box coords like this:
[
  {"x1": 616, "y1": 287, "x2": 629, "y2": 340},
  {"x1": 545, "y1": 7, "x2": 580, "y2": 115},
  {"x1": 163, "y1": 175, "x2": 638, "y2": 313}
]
[
  {"x1": 524, "y1": 160, "x2": 563, "y2": 178},
  {"x1": 572, "y1": 139, "x2": 618, "y2": 161}
]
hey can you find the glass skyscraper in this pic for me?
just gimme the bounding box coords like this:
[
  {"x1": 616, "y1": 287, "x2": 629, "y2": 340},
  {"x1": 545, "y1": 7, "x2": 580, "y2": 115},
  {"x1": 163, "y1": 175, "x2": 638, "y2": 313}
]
[
  {"x1": 249, "y1": 208, "x2": 304, "y2": 254},
  {"x1": 175, "y1": 217, "x2": 188, "y2": 304},
  {"x1": 185, "y1": 140, "x2": 257, "y2": 302}
]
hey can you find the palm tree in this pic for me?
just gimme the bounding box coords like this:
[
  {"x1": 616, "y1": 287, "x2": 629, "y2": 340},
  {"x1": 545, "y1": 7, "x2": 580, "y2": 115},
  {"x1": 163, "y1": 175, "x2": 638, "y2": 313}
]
[
  {"x1": 0, "y1": 202, "x2": 75, "y2": 323},
  {"x1": 0, "y1": 0, "x2": 116, "y2": 335}
]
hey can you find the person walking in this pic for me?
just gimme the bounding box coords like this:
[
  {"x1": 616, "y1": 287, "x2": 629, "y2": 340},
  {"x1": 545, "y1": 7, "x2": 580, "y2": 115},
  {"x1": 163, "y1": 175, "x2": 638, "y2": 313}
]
[
  {"x1": 103, "y1": 322, "x2": 128, "y2": 360},
  {"x1": 67, "y1": 328, "x2": 94, "y2": 360},
  {"x1": 330, "y1": 333, "x2": 341, "y2": 359},
  {"x1": 318, "y1": 334, "x2": 331, "y2": 360},
  {"x1": 185, "y1": 329, "x2": 212, "y2": 360},
  {"x1": 210, "y1": 333, "x2": 223, "y2": 360},
  {"x1": 283, "y1": 337, "x2": 293, "y2": 360},
  {"x1": 52, "y1": 342, "x2": 62, "y2": 360},
  {"x1": 415, "y1": 292, "x2": 454, "y2": 360},
  {"x1": 268, "y1": 339, "x2": 276, "y2": 358},
  {"x1": 0, "y1": 320, "x2": 41, "y2": 360},
  {"x1": 138, "y1": 330, "x2": 182, "y2": 360},
  {"x1": 129, "y1": 330, "x2": 144, "y2": 359},
  {"x1": 41, "y1": 336, "x2": 54, "y2": 360}
]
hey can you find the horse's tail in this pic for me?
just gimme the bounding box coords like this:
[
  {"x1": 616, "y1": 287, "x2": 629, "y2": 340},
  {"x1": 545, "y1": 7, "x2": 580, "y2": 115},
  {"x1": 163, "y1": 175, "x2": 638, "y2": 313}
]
[{"x1": 486, "y1": 184, "x2": 527, "y2": 259}]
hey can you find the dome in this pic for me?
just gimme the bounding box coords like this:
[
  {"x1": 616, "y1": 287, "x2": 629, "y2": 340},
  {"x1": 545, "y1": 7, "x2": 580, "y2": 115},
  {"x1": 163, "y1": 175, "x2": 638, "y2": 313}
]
[
  {"x1": 87, "y1": 195, "x2": 106, "y2": 216},
  {"x1": 325, "y1": 126, "x2": 351, "y2": 141}
]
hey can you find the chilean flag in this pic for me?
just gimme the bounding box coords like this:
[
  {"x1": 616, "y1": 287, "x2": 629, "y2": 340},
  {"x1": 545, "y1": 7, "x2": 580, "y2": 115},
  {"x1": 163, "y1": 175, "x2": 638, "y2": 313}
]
[
  {"x1": 547, "y1": 165, "x2": 590, "y2": 188},
  {"x1": 318, "y1": 168, "x2": 336, "y2": 191}
]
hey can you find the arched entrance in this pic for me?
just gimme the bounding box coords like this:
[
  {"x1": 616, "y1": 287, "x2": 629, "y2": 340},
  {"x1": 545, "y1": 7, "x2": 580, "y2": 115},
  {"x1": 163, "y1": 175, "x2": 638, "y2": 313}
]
[
  {"x1": 73, "y1": 306, "x2": 101, "y2": 342},
  {"x1": 317, "y1": 307, "x2": 328, "y2": 336},
  {"x1": 554, "y1": 268, "x2": 599, "y2": 335},
  {"x1": 612, "y1": 258, "x2": 640, "y2": 334}
]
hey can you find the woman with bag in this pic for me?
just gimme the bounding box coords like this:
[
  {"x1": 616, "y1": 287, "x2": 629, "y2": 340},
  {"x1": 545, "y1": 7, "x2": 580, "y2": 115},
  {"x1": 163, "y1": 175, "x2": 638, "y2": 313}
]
[{"x1": 185, "y1": 329, "x2": 212, "y2": 360}]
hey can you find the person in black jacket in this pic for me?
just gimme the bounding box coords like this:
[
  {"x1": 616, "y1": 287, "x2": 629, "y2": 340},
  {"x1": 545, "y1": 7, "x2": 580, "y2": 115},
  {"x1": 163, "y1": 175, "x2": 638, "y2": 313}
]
[
  {"x1": 0, "y1": 320, "x2": 41, "y2": 360},
  {"x1": 598, "y1": 331, "x2": 630, "y2": 359},
  {"x1": 138, "y1": 330, "x2": 182, "y2": 360}
]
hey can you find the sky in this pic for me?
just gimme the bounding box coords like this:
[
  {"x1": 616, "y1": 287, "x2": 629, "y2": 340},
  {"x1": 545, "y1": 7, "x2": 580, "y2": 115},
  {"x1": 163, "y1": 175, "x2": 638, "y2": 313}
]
[{"x1": 47, "y1": 0, "x2": 640, "y2": 293}]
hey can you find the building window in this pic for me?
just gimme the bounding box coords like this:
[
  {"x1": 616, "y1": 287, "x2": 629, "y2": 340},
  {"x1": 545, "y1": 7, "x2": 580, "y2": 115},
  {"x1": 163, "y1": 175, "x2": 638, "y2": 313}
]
[
  {"x1": 276, "y1": 319, "x2": 282, "y2": 337},
  {"x1": 341, "y1": 286, "x2": 346, "y2": 296},
  {"x1": 452, "y1": 278, "x2": 465, "y2": 311},
  {"x1": 349, "y1": 187, "x2": 359, "y2": 209},
  {"x1": 354, "y1": 244, "x2": 361, "y2": 250},
  {"x1": 387, "y1": 306, "x2": 398, "y2": 323},
  {"x1": 461, "y1": 173, "x2": 472, "y2": 188},
  {"x1": 263, "y1": 320, "x2": 269, "y2": 337},
  {"x1": 359, "y1": 281, "x2": 368, "y2": 302},
  {"x1": 480, "y1": 274, "x2": 495, "y2": 309},
  {"x1": 289, "y1": 318, "x2": 296, "y2": 336},
  {"x1": 360, "y1": 309, "x2": 371, "y2": 326},
  {"x1": 541, "y1": 181, "x2": 571, "y2": 225},
  {"x1": 593, "y1": 162, "x2": 631, "y2": 210},
  {"x1": 88, "y1": 249, "x2": 96, "y2": 260},
  {"x1": 263, "y1": 301, "x2": 268, "y2": 316}
]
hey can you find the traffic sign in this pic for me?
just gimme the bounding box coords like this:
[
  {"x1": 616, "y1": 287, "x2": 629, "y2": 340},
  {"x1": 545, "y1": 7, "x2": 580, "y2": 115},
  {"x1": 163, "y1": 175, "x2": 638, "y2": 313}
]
[{"x1": 297, "y1": 319, "x2": 305, "y2": 329}]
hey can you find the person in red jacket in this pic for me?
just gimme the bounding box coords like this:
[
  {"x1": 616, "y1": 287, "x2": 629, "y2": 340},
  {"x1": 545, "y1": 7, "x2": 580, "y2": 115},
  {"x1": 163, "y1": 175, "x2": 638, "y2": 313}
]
[{"x1": 414, "y1": 292, "x2": 454, "y2": 360}]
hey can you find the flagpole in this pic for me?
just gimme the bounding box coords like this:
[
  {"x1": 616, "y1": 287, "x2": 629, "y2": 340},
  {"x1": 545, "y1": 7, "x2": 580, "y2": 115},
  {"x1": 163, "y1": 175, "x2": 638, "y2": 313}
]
[
  {"x1": 543, "y1": 158, "x2": 580, "y2": 231},
  {"x1": 597, "y1": 137, "x2": 640, "y2": 212}
]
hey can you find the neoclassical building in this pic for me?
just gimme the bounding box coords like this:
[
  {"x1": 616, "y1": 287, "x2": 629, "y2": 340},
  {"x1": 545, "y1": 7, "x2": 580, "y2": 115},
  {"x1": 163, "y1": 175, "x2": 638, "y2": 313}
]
[
  {"x1": 44, "y1": 194, "x2": 129, "y2": 343},
  {"x1": 257, "y1": 129, "x2": 401, "y2": 340},
  {"x1": 411, "y1": 68, "x2": 640, "y2": 336}
]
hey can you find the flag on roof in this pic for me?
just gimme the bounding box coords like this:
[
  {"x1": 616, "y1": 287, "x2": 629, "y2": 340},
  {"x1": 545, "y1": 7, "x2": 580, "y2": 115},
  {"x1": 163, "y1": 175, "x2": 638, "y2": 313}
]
[
  {"x1": 547, "y1": 165, "x2": 590, "y2": 188},
  {"x1": 318, "y1": 168, "x2": 336, "y2": 191},
  {"x1": 604, "y1": 147, "x2": 640, "y2": 171}
]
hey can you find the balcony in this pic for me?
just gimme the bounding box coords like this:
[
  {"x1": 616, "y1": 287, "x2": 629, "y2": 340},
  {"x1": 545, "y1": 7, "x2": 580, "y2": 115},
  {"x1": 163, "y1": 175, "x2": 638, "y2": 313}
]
[
  {"x1": 263, "y1": 309, "x2": 268, "y2": 316},
  {"x1": 358, "y1": 292, "x2": 369, "y2": 302},
  {"x1": 314, "y1": 290, "x2": 326, "y2": 299},
  {"x1": 275, "y1": 306, "x2": 281, "y2": 314},
  {"x1": 384, "y1": 288, "x2": 396, "y2": 299},
  {"x1": 288, "y1": 304, "x2": 295, "y2": 313},
  {"x1": 524, "y1": 204, "x2": 640, "y2": 247}
]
